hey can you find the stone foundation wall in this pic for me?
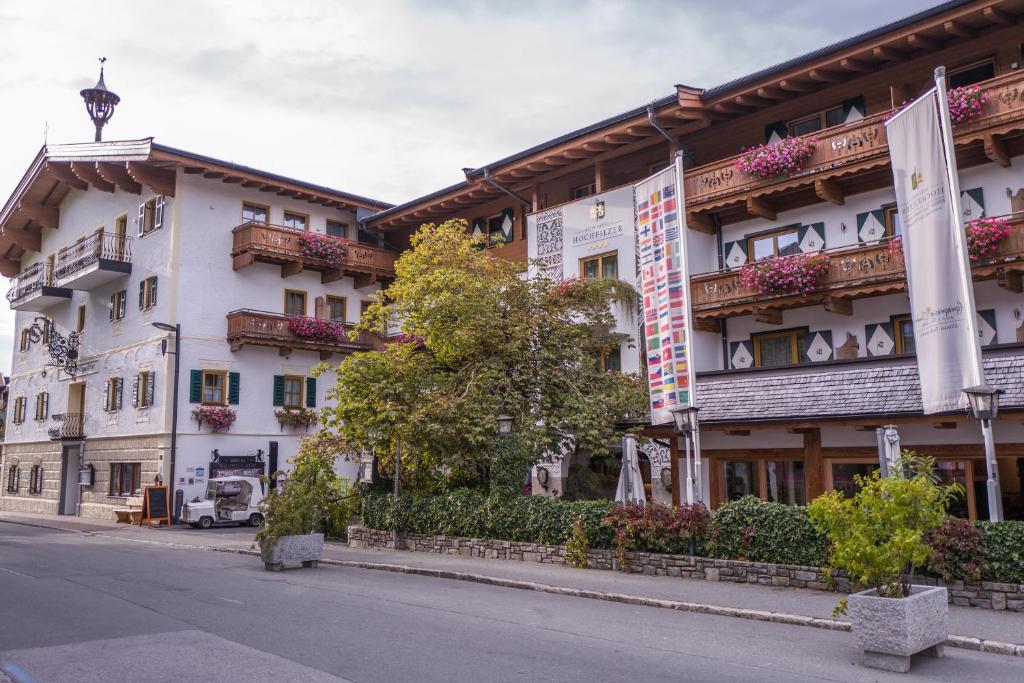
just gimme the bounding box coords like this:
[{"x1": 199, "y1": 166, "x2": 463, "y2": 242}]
[
  {"x1": 347, "y1": 525, "x2": 1024, "y2": 612},
  {"x1": 0, "y1": 441, "x2": 62, "y2": 514}
]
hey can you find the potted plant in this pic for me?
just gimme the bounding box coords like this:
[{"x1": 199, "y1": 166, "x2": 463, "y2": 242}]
[
  {"x1": 192, "y1": 405, "x2": 237, "y2": 432},
  {"x1": 255, "y1": 434, "x2": 358, "y2": 570},
  {"x1": 809, "y1": 452, "x2": 961, "y2": 673},
  {"x1": 275, "y1": 407, "x2": 319, "y2": 431}
]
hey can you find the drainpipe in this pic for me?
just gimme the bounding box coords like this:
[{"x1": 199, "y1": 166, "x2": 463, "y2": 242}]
[
  {"x1": 713, "y1": 214, "x2": 730, "y2": 370},
  {"x1": 482, "y1": 169, "x2": 533, "y2": 211},
  {"x1": 647, "y1": 103, "x2": 679, "y2": 152}
]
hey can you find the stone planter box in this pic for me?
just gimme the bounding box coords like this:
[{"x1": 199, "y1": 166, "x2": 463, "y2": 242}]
[
  {"x1": 848, "y1": 585, "x2": 948, "y2": 673},
  {"x1": 261, "y1": 533, "x2": 324, "y2": 571}
]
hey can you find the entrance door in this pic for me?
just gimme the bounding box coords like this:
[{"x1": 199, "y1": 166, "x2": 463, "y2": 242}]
[{"x1": 59, "y1": 445, "x2": 81, "y2": 515}]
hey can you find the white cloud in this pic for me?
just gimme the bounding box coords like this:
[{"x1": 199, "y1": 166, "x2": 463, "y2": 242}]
[{"x1": 0, "y1": 0, "x2": 937, "y2": 369}]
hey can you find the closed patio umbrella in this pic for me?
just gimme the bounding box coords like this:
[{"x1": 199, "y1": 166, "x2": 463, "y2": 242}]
[{"x1": 615, "y1": 435, "x2": 646, "y2": 505}]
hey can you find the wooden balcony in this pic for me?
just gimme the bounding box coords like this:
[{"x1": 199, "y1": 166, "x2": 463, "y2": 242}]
[
  {"x1": 226, "y1": 309, "x2": 383, "y2": 358},
  {"x1": 690, "y1": 213, "x2": 1024, "y2": 325},
  {"x1": 684, "y1": 70, "x2": 1024, "y2": 227},
  {"x1": 231, "y1": 222, "x2": 397, "y2": 286}
]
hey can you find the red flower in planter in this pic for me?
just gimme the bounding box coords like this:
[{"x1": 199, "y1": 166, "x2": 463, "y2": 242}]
[
  {"x1": 287, "y1": 317, "x2": 345, "y2": 342},
  {"x1": 192, "y1": 405, "x2": 236, "y2": 432},
  {"x1": 298, "y1": 232, "x2": 347, "y2": 266},
  {"x1": 739, "y1": 252, "x2": 831, "y2": 296},
  {"x1": 735, "y1": 137, "x2": 816, "y2": 179},
  {"x1": 966, "y1": 216, "x2": 1012, "y2": 262},
  {"x1": 885, "y1": 86, "x2": 988, "y2": 126}
]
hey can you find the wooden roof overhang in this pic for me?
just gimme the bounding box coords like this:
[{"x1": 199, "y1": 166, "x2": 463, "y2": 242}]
[
  {"x1": 367, "y1": 0, "x2": 1024, "y2": 233},
  {"x1": 0, "y1": 138, "x2": 392, "y2": 277}
]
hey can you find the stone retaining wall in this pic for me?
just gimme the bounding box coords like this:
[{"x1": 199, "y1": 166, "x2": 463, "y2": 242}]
[{"x1": 347, "y1": 525, "x2": 1024, "y2": 612}]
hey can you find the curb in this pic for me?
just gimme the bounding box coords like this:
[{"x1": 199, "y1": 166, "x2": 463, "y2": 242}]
[{"x1": 8, "y1": 517, "x2": 1024, "y2": 659}]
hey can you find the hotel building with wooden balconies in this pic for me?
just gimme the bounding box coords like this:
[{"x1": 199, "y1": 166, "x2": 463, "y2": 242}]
[
  {"x1": 364, "y1": 0, "x2": 1024, "y2": 518},
  {"x1": 0, "y1": 137, "x2": 393, "y2": 518}
]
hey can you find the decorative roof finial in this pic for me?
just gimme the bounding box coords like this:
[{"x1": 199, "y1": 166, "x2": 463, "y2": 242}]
[{"x1": 80, "y1": 57, "x2": 120, "y2": 142}]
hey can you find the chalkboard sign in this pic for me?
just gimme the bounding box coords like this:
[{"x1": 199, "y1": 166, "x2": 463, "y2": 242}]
[{"x1": 140, "y1": 485, "x2": 171, "y2": 527}]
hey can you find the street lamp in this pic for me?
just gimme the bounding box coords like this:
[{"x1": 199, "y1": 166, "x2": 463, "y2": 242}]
[
  {"x1": 670, "y1": 405, "x2": 699, "y2": 505},
  {"x1": 153, "y1": 322, "x2": 181, "y2": 523},
  {"x1": 963, "y1": 384, "x2": 1005, "y2": 522},
  {"x1": 497, "y1": 415, "x2": 515, "y2": 436}
]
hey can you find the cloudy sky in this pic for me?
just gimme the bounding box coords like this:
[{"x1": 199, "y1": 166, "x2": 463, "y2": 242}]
[{"x1": 0, "y1": 0, "x2": 938, "y2": 369}]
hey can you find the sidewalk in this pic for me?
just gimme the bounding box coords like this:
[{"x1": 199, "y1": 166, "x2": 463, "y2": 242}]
[{"x1": 3, "y1": 510, "x2": 1022, "y2": 653}]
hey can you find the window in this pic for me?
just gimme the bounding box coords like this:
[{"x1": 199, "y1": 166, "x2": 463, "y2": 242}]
[
  {"x1": 747, "y1": 226, "x2": 800, "y2": 262},
  {"x1": 139, "y1": 276, "x2": 158, "y2": 311},
  {"x1": 788, "y1": 105, "x2": 846, "y2": 137},
  {"x1": 752, "y1": 329, "x2": 809, "y2": 368},
  {"x1": 110, "y1": 289, "x2": 127, "y2": 322},
  {"x1": 105, "y1": 377, "x2": 124, "y2": 412},
  {"x1": 724, "y1": 461, "x2": 760, "y2": 502},
  {"x1": 893, "y1": 314, "x2": 915, "y2": 354},
  {"x1": 599, "y1": 347, "x2": 622, "y2": 373},
  {"x1": 5, "y1": 465, "x2": 18, "y2": 493},
  {"x1": 284, "y1": 290, "x2": 307, "y2": 317},
  {"x1": 360, "y1": 300, "x2": 372, "y2": 320},
  {"x1": 883, "y1": 204, "x2": 901, "y2": 238},
  {"x1": 137, "y1": 196, "x2": 165, "y2": 236},
  {"x1": 33, "y1": 392, "x2": 49, "y2": 421},
  {"x1": 765, "y1": 460, "x2": 805, "y2": 505},
  {"x1": 77, "y1": 305, "x2": 86, "y2": 333},
  {"x1": 358, "y1": 227, "x2": 380, "y2": 245},
  {"x1": 326, "y1": 220, "x2": 348, "y2": 238},
  {"x1": 19, "y1": 328, "x2": 30, "y2": 352},
  {"x1": 242, "y1": 203, "x2": 268, "y2": 224},
  {"x1": 948, "y1": 59, "x2": 996, "y2": 89},
  {"x1": 487, "y1": 211, "x2": 514, "y2": 246},
  {"x1": 202, "y1": 370, "x2": 226, "y2": 405},
  {"x1": 28, "y1": 465, "x2": 42, "y2": 495},
  {"x1": 283, "y1": 376, "x2": 304, "y2": 408},
  {"x1": 12, "y1": 396, "x2": 26, "y2": 424},
  {"x1": 580, "y1": 252, "x2": 618, "y2": 279},
  {"x1": 109, "y1": 462, "x2": 142, "y2": 497},
  {"x1": 114, "y1": 215, "x2": 129, "y2": 260},
  {"x1": 283, "y1": 211, "x2": 308, "y2": 231},
  {"x1": 326, "y1": 296, "x2": 347, "y2": 323},
  {"x1": 829, "y1": 462, "x2": 878, "y2": 498},
  {"x1": 570, "y1": 183, "x2": 596, "y2": 200},
  {"x1": 134, "y1": 372, "x2": 155, "y2": 409}
]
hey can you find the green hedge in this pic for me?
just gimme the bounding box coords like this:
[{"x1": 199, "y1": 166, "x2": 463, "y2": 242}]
[
  {"x1": 977, "y1": 520, "x2": 1024, "y2": 583},
  {"x1": 704, "y1": 496, "x2": 828, "y2": 567},
  {"x1": 362, "y1": 490, "x2": 616, "y2": 548}
]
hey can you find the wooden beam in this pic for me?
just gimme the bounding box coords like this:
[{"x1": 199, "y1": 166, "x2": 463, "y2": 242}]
[
  {"x1": 562, "y1": 149, "x2": 590, "y2": 160},
  {"x1": 778, "y1": 79, "x2": 816, "y2": 93},
  {"x1": 808, "y1": 69, "x2": 842, "y2": 83},
  {"x1": 202, "y1": 171, "x2": 227, "y2": 179},
  {"x1": 907, "y1": 33, "x2": 941, "y2": 51},
  {"x1": 353, "y1": 273, "x2": 376, "y2": 289},
  {"x1": 686, "y1": 211, "x2": 715, "y2": 234},
  {"x1": 240, "y1": 180, "x2": 265, "y2": 189},
  {"x1": 713, "y1": 101, "x2": 749, "y2": 114},
  {"x1": 812, "y1": 179, "x2": 843, "y2": 206},
  {"x1": 933, "y1": 422, "x2": 957, "y2": 430},
  {"x1": 724, "y1": 428, "x2": 751, "y2": 436},
  {"x1": 839, "y1": 58, "x2": 873, "y2": 73},
  {"x1": 734, "y1": 94, "x2": 766, "y2": 108},
  {"x1": 984, "y1": 134, "x2": 1010, "y2": 168},
  {"x1": 15, "y1": 202, "x2": 58, "y2": 229},
  {"x1": 756, "y1": 86, "x2": 789, "y2": 101},
  {"x1": 997, "y1": 268, "x2": 1023, "y2": 293},
  {"x1": 692, "y1": 317, "x2": 722, "y2": 334},
  {"x1": 603, "y1": 134, "x2": 633, "y2": 145},
  {"x1": 872, "y1": 46, "x2": 907, "y2": 62},
  {"x1": 594, "y1": 160, "x2": 605, "y2": 193},
  {"x1": 70, "y1": 162, "x2": 114, "y2": 192},
  {"x1": 8, "y1": 229, "x2": 41, "y2": 252},
  {"x1": 126, "y1": 162, "x2": 176, "y2": 196},
  {"x1": 0, "y1": 257, "x2": 20, "y2": 278},
  {"x1": 44, "y1": 163, "x2": 88, "y2": 191},
  {"x1": 803, "y1": 428, "x2": 824, "y2": 501},
  {"x1": 854, "y1": 424, "x2": 880, "y2": 432},
  {"x1": 983, "y1": 6, "x2": 1012, "y2": 25},
  {"x1": 582, "y1": 141, "x2": 613, "y2": 153},
  {"x1": 183, "y1": 166, "x2": 206, "y2": 175},
  {"x1": 746, "y1": 196, "x2": 776, "y2": 221},
  {"x1": 222, "y1": 176, "x2": 245, "y2": 184},
  {"x1": 823, "y1": 296, "x2": 853, "y2": 316},
  {"x1": 280, "y1": 260, "x2": 303, "y2": 278},
  {"x1": 752, "y1": 307, "x2": 782, "y2": 325},
  {"x1": 943, "y1": 20, "x2": 975, "y2": 39},
  {"x1": 96, "y1": 163, "x2": 141, "y2": 195}
]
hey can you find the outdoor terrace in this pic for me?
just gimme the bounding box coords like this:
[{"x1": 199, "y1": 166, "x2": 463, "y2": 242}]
[
  {"x1": 226, "y1": 309, "x2": 383, "y2": 358},
  {"x1": 231, "y1": 222, "x2": 397, "y2": 286},
  {"x1": 690, "y1": 212, "x2": 1024, "y2": 327}
]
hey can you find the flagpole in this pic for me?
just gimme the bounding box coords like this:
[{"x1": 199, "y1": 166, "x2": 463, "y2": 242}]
[
  {"x1": 934, "y1": 66, "x2": 1002, "y2": 521},
  {"x1": 674, "y1": 149, "x2": 700, "y2": 506}
]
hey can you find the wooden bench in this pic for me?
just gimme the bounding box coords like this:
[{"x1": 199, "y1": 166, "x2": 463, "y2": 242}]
[{"x1": 113, "y1": 496, "x2": 144, "y2": 524}]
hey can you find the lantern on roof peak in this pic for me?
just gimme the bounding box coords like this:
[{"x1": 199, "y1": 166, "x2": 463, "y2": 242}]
[{"x1": 80, "y1": 57, "x2": 120, "y2": 142}]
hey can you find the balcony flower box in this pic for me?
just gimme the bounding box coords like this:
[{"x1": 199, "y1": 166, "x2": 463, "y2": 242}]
[
  {"x1": 735, "y1": 137, "x2": 816, "y2": 179},
  {"x1": 947, "y1": 85, "x2": 988, "y2": 126},
  {"x1": 287, "y1": 317, "x2": 345, "y2": 342},
  {"x1": 275, "y1": 407, "x2": 318, "y2": 431},
  {"x1": 966, "y1": 216, "x2": 1012, "y2": 262},
  {"x1": 298, "y1": 232, "x2": 347, "y2": 266},
  {"x1": 739, "y1": 252, "x2": 831, "y2": 296},
  {"x1": 192, "y1": 405, "x2": 236, "y2": 432}
]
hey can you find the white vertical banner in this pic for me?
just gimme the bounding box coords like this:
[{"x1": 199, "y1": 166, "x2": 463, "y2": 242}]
[{"x1": 885, "y1": 82, "x2": 983, "y2": 414}]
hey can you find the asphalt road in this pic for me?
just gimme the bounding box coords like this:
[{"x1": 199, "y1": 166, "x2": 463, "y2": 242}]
[{"x1": 0, "y1": 522, "x2": 1021, "y2": 683}]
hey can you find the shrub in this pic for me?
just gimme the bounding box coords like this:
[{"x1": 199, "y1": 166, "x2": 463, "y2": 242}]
[
  {"x1": 603, "y1": 502, "x2": 710, "y2": 569},
  {"x1": 924, "y1": 516, "x2": 987, "y2": 584},
  {"x1": 489, "y1": 435, "x2": 533, "y2": 498},
  {"x1": 808, "y1": 453, "x2": 960, "y2": 598},
  {"x1": 977, "y1": 520, "x2": 1024, "y2": 583},
  {"x1": 564, "y1": 518, "x2": 590, "y2": 568},
  {"x1": 706, "y1": 496, "x2": 826, "y2": 567}
]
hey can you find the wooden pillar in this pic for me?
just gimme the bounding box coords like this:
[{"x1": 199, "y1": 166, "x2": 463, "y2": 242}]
[
  {"x1": 803, "y1": 428, "x2": 824, "y2": 502},
  {"x1": 531, "y1": 184, "x2": 541, "y2": 211},
  {"x1": 594, "y1": 160, "x2": 605, "y2": 193}
]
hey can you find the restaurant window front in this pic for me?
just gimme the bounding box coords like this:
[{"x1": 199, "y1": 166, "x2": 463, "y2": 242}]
[{"x1": 724, "y1": 461, "x2": 759, "y2": 502}]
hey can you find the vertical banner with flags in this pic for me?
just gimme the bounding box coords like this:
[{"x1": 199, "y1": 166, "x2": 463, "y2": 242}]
[
  {"x1": 633, "y1": 152, "x2": 697, "y2": 425},
  {"x1": 885, "y1": 81, "x2": 983, "y2": 414}
]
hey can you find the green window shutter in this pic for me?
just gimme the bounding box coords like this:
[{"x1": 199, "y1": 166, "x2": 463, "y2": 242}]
[
  {"x1": 273, "y1": 375, "x2": 285, "y2": 407},
  {"x1": 189, "y1": 370, "x2": 203, "y2": 403},
  {"x1": 228, "y1": 372, "x2": 240, "y2": 405},
  {"x1": 305, "y1": 377, "x2": 317, "y2": 408}
]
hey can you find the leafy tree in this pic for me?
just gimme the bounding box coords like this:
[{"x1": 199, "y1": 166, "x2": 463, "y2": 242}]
[{"x1": 318, "y1": 219, "x2": 648, "y2": 491}]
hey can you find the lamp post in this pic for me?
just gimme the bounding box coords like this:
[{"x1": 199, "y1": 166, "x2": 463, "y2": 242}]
[
  {"x1": 670, "y1": 406, "x2": 699, "y2": 505},
  {"x1": 153, "y1": 322, "x2": 180, "y2": 522},
  {"x1": 963, "y1": 384, "x2": 1005, "y2": 522}
]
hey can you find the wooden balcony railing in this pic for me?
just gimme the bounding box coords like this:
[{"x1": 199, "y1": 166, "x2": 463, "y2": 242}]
[
  {"x1": 684, "y1": 70, "x2": 1024, "y2": 222},
  {"x1": 690, "y1": 213, "x2": 1024, "y2": 323},
  {"x1": 231, "y1": 222, "x2": 397, "y2": 285},
  {"x1": 226, "y1": 309, "x2": 383, "y2": 357}
]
